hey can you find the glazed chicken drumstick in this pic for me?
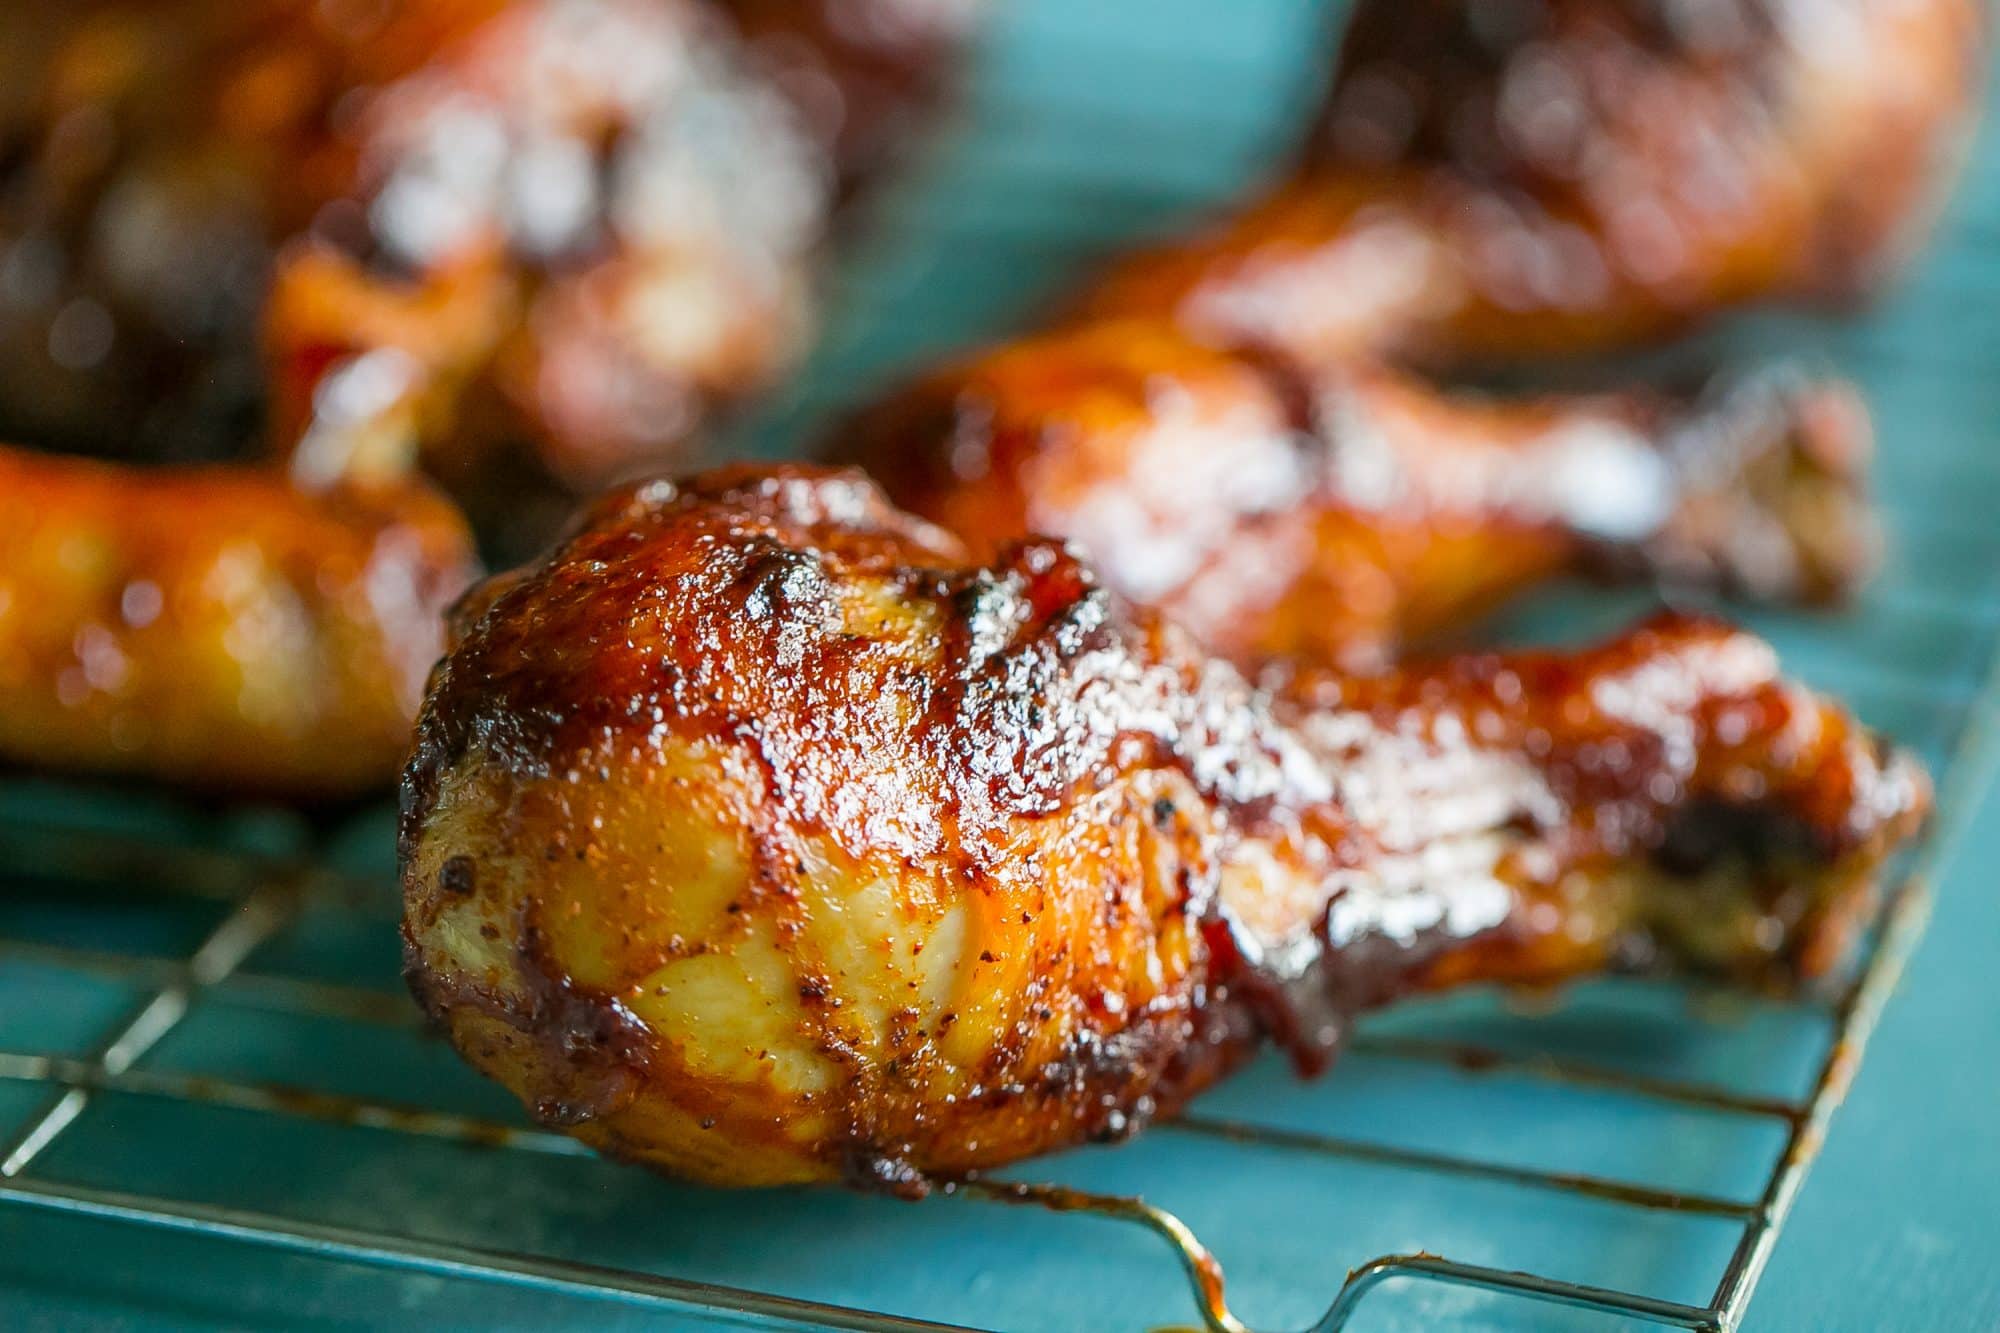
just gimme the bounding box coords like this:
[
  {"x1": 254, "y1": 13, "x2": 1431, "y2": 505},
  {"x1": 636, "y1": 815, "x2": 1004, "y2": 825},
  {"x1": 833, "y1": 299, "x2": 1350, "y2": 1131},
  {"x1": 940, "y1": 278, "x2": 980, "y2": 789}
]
[
  {"x1": 0, "y1": 445, "x2": 478, "y2": 798},
  {"x1": 836, "y1": 321, "x2": 1874, "y2": 669},
  {"x1": 402, "y1": 466, "x2": 1928, "y2": 1192},
  {"x1": 1081, "y1": 0, "x2": 1986, "y2": 368}
]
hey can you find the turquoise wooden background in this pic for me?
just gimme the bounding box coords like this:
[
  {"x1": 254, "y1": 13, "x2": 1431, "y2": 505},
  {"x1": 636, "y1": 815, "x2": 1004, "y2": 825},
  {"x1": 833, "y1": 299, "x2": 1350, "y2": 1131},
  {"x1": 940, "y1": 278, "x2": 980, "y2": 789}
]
[{"x1": 1, "y1": 2, "x2": 1996, "y2": 1328}]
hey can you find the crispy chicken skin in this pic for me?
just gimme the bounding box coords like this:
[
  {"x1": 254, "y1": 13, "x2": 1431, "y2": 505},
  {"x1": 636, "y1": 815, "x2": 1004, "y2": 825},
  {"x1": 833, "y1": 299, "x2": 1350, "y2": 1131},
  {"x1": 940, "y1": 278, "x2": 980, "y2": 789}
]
[
  {"x1": 835, "y1": 321, "x2": 1875, "y2": 669},
  {"x1": 1080, "y1": 0, "x2": 1985, "y2": 368},
  {"x1": 401, "y1": 466, "x2": 1927, "y2": 1191},
  {"x1": 0, "y1": 446, "x2": 478, "y2": 797},
  {"x1": 0, "y1": 0, "x2": 974, "y2": 540}
]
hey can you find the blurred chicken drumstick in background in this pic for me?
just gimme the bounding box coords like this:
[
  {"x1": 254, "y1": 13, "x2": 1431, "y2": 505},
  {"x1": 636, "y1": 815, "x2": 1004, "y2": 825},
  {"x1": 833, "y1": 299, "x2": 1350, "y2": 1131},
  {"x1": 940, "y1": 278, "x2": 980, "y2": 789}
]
[
  {"x1": 0, "y1": 445, "x2": 478, "y2": 798},
  {"x1": 835, "y1": 322, "x2": 1876, "y2": 670},
  {"x1": 0, "y1": 0, "x2": 981, "y2": 549},
  {"x1": 1082, "y1": 0, "x2": 1986, "y2": 369}
]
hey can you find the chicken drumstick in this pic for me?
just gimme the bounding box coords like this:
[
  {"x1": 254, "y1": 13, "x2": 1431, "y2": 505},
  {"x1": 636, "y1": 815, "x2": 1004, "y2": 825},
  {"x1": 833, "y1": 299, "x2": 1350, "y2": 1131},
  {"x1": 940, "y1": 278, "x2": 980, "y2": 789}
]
[
  {"x1": 0, "y1": 0, "x2": 980, "y2": 549},
  {"x1": 836, "y1": 320, "x2": 1875, "y2": 669},
  {"x1": 402, "y1": 466, "x2": 1927, "y2": 1191},
  {"x1": 1082, "y1": 0, "x2": 1985, "y2": 369},
  {"x1": 0, "y1": 445, "x2": 478, "y2": 797}
]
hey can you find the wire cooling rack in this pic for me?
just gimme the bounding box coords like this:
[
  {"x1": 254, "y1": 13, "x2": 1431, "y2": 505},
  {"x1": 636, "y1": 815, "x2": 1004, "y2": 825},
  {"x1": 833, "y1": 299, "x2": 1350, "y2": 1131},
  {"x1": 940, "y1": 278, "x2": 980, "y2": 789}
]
[{"x1": 3, "y1": 2, "x2": 1999, "y2": 1329}]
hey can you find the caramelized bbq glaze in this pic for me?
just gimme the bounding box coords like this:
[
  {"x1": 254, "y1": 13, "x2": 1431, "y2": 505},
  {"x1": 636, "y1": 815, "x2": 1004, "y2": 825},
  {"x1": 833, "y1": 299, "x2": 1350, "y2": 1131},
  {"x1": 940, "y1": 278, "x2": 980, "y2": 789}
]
[
  {"x1": 402, "y1": 466, "x2": 1927, "y2": 1191},
  {"x1": 835, "y1": 321, "x2": 1875, "y2": 669},
  {"x1": 1079, "y1": 0, "x2": 1986, "y2": 368},
  {"x1": 0, "y1": 446, "x2": 477, "y2": 796}
]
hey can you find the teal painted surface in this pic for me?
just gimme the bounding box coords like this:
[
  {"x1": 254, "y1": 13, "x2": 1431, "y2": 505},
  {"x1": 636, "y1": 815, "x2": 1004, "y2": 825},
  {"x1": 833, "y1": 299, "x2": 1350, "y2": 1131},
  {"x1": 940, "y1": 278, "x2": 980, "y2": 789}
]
[
  {"x1": 1, "y1": 2, "x2": 1997, "y2": 1329},
  {"x1": 1743, "y1": 773, "x2": 2000, "y2": 1333}
]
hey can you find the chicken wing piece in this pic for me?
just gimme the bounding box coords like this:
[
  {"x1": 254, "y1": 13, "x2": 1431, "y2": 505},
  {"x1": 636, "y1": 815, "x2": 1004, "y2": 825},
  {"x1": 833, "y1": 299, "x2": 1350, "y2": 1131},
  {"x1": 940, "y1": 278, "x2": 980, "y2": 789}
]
[
  {"x1": 0, "y1": 0, "x2": 976, "y2": 545},
  {"x1": 833, "y1": 320, "x2": 1875, "y2": 670},
  {"x1": 1078, "y1": 0, "x2": 1985, "y2": 368},
  {"x1": 0, "y1": 446, "x2": 477, "y2": 798},
  {"x1": 402, "y1": 465, "x2": 1926, "y2": 1191}
]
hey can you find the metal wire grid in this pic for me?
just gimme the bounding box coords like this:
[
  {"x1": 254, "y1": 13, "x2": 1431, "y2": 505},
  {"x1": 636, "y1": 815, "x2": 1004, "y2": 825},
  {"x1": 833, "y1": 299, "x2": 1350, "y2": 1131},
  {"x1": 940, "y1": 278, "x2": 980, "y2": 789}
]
[
  {"x1": 0, "y1": 449, "x2": 1994, "y2": 1333},
  {"x1": 0, "y1": 720, "x2": 1988, "y2": 1333},
  {"x1": 0, "y1": 420, "x2": 1995, "y2": 1326},
  {"x1": 0, "y1": 855, "x2": 1899, "y2": 1329},
  {"x1": 3, "y1": 3, "x2": 2000, "y2": 1328}
]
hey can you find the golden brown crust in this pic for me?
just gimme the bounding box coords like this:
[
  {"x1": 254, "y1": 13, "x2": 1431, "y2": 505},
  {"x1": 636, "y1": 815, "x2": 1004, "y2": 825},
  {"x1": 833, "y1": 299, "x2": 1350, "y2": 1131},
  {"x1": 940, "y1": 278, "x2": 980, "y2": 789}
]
[
  {"x1": 402, "y1": 465, "x2": 1928, "y2": 1189},
  {"x1": 0, "y1": 445, "x2": 478, "y2": 797}
]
